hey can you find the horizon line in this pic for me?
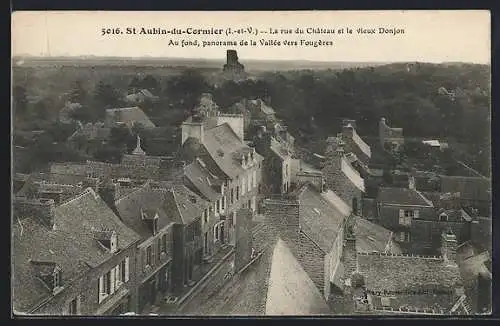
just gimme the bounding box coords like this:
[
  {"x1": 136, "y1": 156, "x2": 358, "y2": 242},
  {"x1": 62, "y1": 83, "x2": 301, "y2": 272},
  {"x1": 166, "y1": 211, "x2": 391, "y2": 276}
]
[{"x1": 11, "y1": 54, "x2": 489, "y2": 65}]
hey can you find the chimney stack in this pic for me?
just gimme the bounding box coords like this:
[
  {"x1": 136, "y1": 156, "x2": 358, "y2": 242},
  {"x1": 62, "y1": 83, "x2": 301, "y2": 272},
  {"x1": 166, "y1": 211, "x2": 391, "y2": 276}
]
[
  {"x1": 441, "y1": 230, "x2": 457, "y2": 265},
  {"x1": 343, "y1": 217, "x2": 358, "y2": 285}
]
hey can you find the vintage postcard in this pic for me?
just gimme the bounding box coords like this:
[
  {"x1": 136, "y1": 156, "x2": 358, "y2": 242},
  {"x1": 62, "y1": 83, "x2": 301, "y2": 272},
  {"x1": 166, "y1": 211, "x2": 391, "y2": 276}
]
[{"x1": 11, "y1": 10, "x2": 491, "y2": 317}]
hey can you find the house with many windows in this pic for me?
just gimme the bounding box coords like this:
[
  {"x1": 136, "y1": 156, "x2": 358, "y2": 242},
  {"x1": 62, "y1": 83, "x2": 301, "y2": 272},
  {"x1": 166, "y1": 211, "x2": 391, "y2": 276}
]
[
  {"x1": 12, "y1": 189, "x2": 141, "y2": 315},
  {"x1": 375, "y1": 184, "x2": 435, "y2": 252}
]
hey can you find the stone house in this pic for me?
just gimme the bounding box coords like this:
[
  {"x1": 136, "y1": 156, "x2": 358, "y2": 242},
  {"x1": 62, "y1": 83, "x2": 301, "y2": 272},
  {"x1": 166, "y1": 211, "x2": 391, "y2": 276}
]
[
  {"x1": 180, "y1": 115, "x2": 264, "y2": 244},
  {"x1": 340, "y1": 223, "x2": 471, "y2": 315},
  {"x1": 340, "y1": 119, "x2": 371, "y2": 165},
  {"x1": 12, "y1": 189, "x2": 141, "y2": 316},
  {"x1": 253, "y1": 132, "x2": 292, "y2": 194},
  {"x1": 375, "y1": 185, "x2": 435, "y2": 252},
  {"x1": 322, "y1": 136, "x2": 365, "y2": 216},
  {"x1": 114, "y1": 183, "x2": 176, "y2": 312}
]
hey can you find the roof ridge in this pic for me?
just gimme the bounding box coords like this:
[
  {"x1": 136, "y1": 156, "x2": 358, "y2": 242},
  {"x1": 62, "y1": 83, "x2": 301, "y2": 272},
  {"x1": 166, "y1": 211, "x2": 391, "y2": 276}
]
[
  {"x1": 357, "y1": 251, "x2": 443, "y2": 260},
  {"x1": 56, "y1": 187, "x2": 95, "y2": 208},
  {"x1": 115, "y1": 182, "x2": 151, "y2": 204}
]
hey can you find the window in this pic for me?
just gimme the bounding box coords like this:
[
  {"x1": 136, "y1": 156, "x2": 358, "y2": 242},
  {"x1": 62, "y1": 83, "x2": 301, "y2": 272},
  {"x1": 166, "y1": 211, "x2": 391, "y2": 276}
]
[
  {"x1": 247, "y1": 175, "x2": 252, "y2": 192},
  {"x1": 230, "y1": 188, "x2": 234, "y2": 204},
  {"x1": 157, "y1": 238, "x2": 161, "y2": 261},
  {"x1": 221, "y1": 196, "x2": 226, "y2": 211},
  {"x1": 399, "y1": 231, "x2": 410, "y2": 242},
  {"x1": 68, "y1": 296, "x2": 80, "y2": 315},
  {"x1": 146, "y1": 246, "x2": 152, "y2": 266},
  {"x1": 216, "y1": 200, "x2": 220, "y2": 214},
  {"x1": 204, "y1": 209, "x2": 209, "y2": 223},
  {"x1": 253, "y1": 170, "x2": 257, "y2": 189},
  {"x1": 440, "y1": 213, "x2": 448, "y2": 222},
  {"x1": 399, "y1": 209, "x2": 412, "y2": 226},
  {"x1": 162, "y1": 234, "x2": 167, "y2": 252},
  {"x1": 285, "y1": 164, "x2": 288, "y2": 177},
  {"x1": 236, "y1": 186, "x2": 240, "y2": 200},
  {"x1": 98, "y1": 270, "x2": 114, "y2": 303},
  {"x1": 248, "y1": 199, "x2": 252, "y2": 210},
  {"x1": 204, "y1": 232, "x2": 208, "y2": 254},
  {"x1": 53, "y1": 269, "x2": 61, "y2": 288},
  {"x1": 241, "y1": 177, "x2": 246, "y2": 195}
]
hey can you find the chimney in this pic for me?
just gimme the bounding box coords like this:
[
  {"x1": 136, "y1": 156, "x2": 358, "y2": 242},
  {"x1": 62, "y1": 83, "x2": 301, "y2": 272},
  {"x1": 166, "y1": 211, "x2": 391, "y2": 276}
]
[
  {"x1": 14, "y1": 197, "x2": 56, "y2": 229},
  {"x1": 408, "y1": 175, "x2": 416, "y2": 190},
  {"x1": 441, "y1": 230, "x2": 457, "y2": 265},
  {"x1": 181, "y1": 117, "x2": 205, "y2": 145},
  {"x1": 343, "y1": 216, "x2": 358, "y2": 285}
]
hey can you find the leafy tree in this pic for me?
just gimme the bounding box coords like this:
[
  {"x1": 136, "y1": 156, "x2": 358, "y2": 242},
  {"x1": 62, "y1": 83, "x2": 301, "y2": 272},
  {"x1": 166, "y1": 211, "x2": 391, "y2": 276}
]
[
  {"x1": 69, "y1": 80, "x2": 87, "y2": 104},
  {"x1": 13, "y1": 85, "x2": 27, "y2": 116},
  {"x1": 141, "y1": 75, "x2": 159, "y2": 92},
  {"x1": 93, "y1": 81, "x2": 122, "y2": 109}
]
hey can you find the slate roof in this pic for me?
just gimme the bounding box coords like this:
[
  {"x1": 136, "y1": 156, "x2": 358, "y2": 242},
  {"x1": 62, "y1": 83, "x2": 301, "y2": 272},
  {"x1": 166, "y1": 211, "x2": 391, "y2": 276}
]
[
  {"x1": 105, "y1": 107, "x2": 156, "y2": 128},
  {"x1": 354, "y1": 217, "x2": 402, "y2": 254},
  {"x1": 377, "y1": 187, "x2": 434, "y2": 207},
  {"x1": 298, "y1": 185, "x2": 346, "y2": 253},
  {"x1": 13, "y1": 217, "x2": 91, "y2": 313},
  {"x1": 115, "y1": 183, "x2": 176, "y2": 240},
  {"x1": 12, "y1": 189, "x2": 141, "y2": 313},
  {"x1": 68, "y1": 122, "x2": 111, "y2": 141},
  {"x1": 265, "y1": 239, "x2": 331, "y2": 315},
  {"x1": 202, "y1": 226, "x2": 330, "y2": 315},
  {"x1": 440, "y1": 176, "x2": 491, "y2": 202},
  {"x1": 184, "y1": 159, "x2": 223, "y2": 202},
  {"x1": 185, "y1": 123, "x2": 263, "y2": 180},
  {"x1": 53, "y1": 188, "x2": 141, "y2": 267},
  {"x1": 170, "y1": 184, "x2": 208, "y2": 225},
  {"x1": 357, "y1": 252, "x2": 463, "y2": 293}
]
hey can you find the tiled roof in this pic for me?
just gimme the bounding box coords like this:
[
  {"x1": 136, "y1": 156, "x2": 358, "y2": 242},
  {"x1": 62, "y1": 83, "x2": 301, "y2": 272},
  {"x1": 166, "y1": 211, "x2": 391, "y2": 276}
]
[
  {"x1": 298, "y1": 185, "x2": 346, "y2": 253},
  {"x1": 357, "y1": 252, "x2": 463, "y2": 293},
  {"x1": 354, "y1": 217, "x2": 401, "y2": 254},
  {"x1": 377, "y1": 187, "x2": 434, "y2": 207},
  {"x1": 341, "y1": 158, "x2": 365, "y2": 192},
  {"x1": 115, "y1": 183, "x2": 176, "y2": 240},
  {"x1": 12, "y1": 217, "x2": 91, "y2": 313},
  {"x1": 205, "y1": 225, "x2": 330, "y2": 315},
  {"x1": 265, "y1": 239, "x2": 331, "y2": 315},
  {"x1": 350, "y1": 127, "x2": 372, "y2": 158},
  {"x1": 170, "y1": 184, "x2": 208, "y2": 225},
  {"x1": 440, "y1": 176, "x2": 491, "y2": 202},
  {"x1": 69, "y1": 122, "x2": 110, "y2": 141},
  {"x1": 321, "y1": 189, "x2": 352, "y2": 217},
  {"x1": 105, "y1": 107, "x2": 156, "y2": 128},
  {"x1": 12, "y1": 189, "x2": 141, "y2": 313},
  {"x1": 184, "y1": 159, "x2": 223, "y2": 202},
  {"x1": 54, "y1": 188, "x2": 141, "y2": 267},
  {"x1": 269, "y1": 137, "x2": 290, "y2": 161},
  {"x1": 202, "y1": 123, "x2": 263, "y2": 179}
]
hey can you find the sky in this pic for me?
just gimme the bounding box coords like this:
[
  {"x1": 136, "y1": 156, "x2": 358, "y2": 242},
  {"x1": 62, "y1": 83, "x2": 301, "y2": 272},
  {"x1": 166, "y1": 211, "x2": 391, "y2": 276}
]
[{"x1": 11, "y1": 10, "x2": 491, "y2": 63}]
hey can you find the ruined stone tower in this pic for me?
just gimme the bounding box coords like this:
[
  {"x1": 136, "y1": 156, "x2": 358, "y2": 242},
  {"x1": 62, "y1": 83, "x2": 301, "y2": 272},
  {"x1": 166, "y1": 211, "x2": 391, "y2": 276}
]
[{"x1": 223, "y1": 50, "x2": 245, "y2": 74}]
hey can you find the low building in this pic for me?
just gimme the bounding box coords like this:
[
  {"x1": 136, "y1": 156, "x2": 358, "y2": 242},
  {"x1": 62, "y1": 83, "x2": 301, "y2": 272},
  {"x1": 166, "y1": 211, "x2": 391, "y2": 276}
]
[
  {"x1": 105, "y1": 107, "x2": 156, "y2": 129},
  {"x1": 67, "y1": 122, "x2": 111, "y2": 156},
  {"x1": 12, "y1": 189, "x2": 141, "y2": 315},
  {"x1": 440, "y1": 175, "x2": 491, "y2": 214},
  {"x1": 125, "y1": 89, "x2": 159, "y2": 105},
  {"x1": 340, "y1": 225, "x2": 471, "y2": 315},
  {"x1": 375, "y1": 185, "x2": 435, "y2": 252}
]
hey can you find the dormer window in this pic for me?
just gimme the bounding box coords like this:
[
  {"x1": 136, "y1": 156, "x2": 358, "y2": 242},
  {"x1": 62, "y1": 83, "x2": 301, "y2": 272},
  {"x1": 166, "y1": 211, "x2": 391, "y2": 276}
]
[
  {"x1": 153, "y1": 215, "x2": 159, "y2": 235},
  {"x1": 30, "y1": 260, "x2": 63, "y2": 294},
  {"x1": 440, "y1": 213, "x2": 449, "y2": 222},
  {"x1": 92, "y1": 228, "x2": 118, "y2": 254}
]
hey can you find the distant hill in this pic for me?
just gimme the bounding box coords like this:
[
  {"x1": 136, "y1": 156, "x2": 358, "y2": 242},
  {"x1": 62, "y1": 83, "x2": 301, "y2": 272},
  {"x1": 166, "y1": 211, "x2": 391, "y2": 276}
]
[{"x1": 12, "y1": 55, "x2": 391, "y2": 71}]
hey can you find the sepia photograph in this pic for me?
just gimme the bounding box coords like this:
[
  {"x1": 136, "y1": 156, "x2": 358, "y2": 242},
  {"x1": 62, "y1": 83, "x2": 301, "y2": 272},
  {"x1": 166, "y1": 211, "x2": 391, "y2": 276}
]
[{"x1": 11, "y1": 10, "x2": 492, "y2": 317}]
